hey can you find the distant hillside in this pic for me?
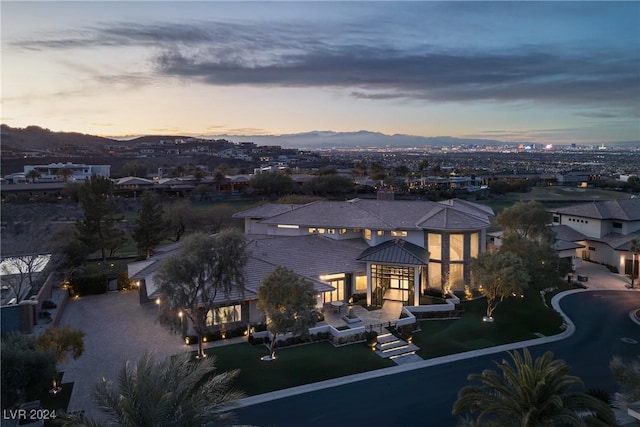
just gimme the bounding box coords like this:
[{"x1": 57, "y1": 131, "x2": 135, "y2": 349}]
[{"x1": 0, "y1": 124, "x2": 120, "y2": 153}]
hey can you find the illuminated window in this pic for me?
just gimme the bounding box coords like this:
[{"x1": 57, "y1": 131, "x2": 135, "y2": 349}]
[
  {"x1": 277, "y1": 224, "x2": 299, "y2": 229},
  {"x1": 364, "y1": 229, "x2": 372, "y2": 240},
  {"x1": 428, "y1": 234, "x2": 442, "y2": 260},
  {"x1": 327, "y1": 228, "x2": 336, "y2": 234},
  {"x1": 353, "y1": 228, "x2": 361, "y2": 233},
  {"x1": 206, "y1": 304, "x2": 241, "y2": 326},
  {"x1": 377, "y1": 230, "x2": 385, "y2": 236},
  {"x1": 470, "y1": 232, "x2": 479, "y2": 258},
  {"x1": 391, "y1": 230, "x2": 408, "y2": 237},
  {"x1": 355, "y1": 274, "x2": 367, "y2": 292},
  {"x1": 450, "y1": 234, "x2": 464, "y2": 261},
  {"x1": 339, "y1": 229, "x2": 348, "y2": 235},
  {"x1": 317, "y1": 228, "x2": 326, "y2": 234},
  {"x1": 308, "y1": 227, "x2": 317, "y2": 233}
]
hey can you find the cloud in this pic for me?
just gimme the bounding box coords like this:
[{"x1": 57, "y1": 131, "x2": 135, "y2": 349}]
[{"x1": 12, "y1": 20, "x2": 640, "y2": 113}]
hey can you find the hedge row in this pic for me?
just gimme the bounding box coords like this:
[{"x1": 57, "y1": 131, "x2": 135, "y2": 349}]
[{"x1": 71, "y1": 274, "x2": 108, "y2": 295}]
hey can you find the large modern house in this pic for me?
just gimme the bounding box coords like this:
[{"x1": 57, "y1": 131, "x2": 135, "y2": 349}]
[
  {"x1": 128, "y1": 197, "x2": 494, "y2": 328},
  {"x1": 548, "y1": 198, "x2": 640, "y2": 276}
]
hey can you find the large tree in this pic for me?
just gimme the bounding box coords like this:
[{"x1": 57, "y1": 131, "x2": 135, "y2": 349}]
[
  {"x1": 471, "y1": 251, "x2": 530, "y2": 321},
  {"x1": 1, "y1": 333, "x2": 57, "y2": 408},
  {"x1": 131, "y1": 190, "x2": 169, "y2": 258},
  {"x1": 496, "y1": 200, "x2": 553, "y2": 242},
  {"x1": 34, "y1": 325, "x2": 85, "y2": 364},
  {"x1": 86, "y1": 351, "x2": 243, "y2": 427},
  {"x1": 155, "y1": 231, "x2": 247, "y2": 358},
  {"x1": 249, "y1": 172, "x2": 295, "y2": 196},
  {"x1": 257, "y1": 266, "x2": 317, "y2": 360},
  {"x1": 75, "y1": 175, "x2": 125, "y2": 261},
  {"x1": 500, "y1": 234, "x2": 568, "y2": 292},
  {"x1": 453, "y1": 348, "x2": 616, "y2": 427}
]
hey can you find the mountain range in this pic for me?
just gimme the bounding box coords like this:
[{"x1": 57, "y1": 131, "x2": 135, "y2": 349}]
[{"x1": 2, "y1": 124, "x2": 638, "y2": 151}]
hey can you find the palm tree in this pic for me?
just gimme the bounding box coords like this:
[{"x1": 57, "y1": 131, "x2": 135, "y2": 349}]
[
  {"x1": 25, "y1": 169, "x2": 40, "y2": 183},
  {"x1": 453, "y1": 348, "x2": 616, "y2": 427},
  {"x1": 91, "y1": 351, "x2": 244, "y2": 427}
]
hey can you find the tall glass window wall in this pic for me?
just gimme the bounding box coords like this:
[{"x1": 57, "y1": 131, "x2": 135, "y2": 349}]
[{"x1": 371, "y1": 264, "x2": 415, "y2": 306}]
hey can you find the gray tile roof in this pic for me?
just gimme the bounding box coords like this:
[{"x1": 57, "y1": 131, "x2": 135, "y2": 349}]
[
  {"x1": 232, "y1": 203, "x2": 305, "y2": 219},
  {"x1": 550, "y1": 225, "x2": 587, "y2": 242},
  {"x1": 357, "y1": 239, "x2": 428, "y2": 265},
  {"x1": 550, "y1": 198, "x2": 640, "y2": 221},
  {"x1": 255, "y1": 198, "x2": 493, "y2": 231},
  {"x1": 130, "y1": 233, "x2": 360, "y2": 303}
]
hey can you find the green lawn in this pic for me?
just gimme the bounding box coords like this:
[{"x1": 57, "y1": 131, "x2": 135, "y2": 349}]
[
  {"x1": 413, "y1": 293, "x2": 563, "y2": 359},
  {"x1": 207, "y1": 340, "x2": 395, "y2": 396}
]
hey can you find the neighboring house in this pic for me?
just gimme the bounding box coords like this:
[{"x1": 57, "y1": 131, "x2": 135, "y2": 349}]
[
  {"x1": 548, "y1": 198, "x2": 640, "y2": 276},
  {"x1": 23, "y1": 162, "x2": 111, "y2": 181},
  {"x1": 129, "y1": 197, "x2": 494, "y2": 328}
]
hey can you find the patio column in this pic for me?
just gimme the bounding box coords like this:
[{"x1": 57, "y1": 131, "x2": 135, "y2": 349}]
[
  {"x1": 413, "y1": 266, "x2": 420, "y2": 306},
  {"x1": 366, "y1": 263, "x2": 372, "y2": 306}
]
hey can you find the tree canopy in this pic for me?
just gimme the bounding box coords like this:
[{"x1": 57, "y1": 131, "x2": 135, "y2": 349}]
[
  {"x1": 500, "y1": 234, "x2": 568, "y2": 292},
  {"x1": 155, "y1": 230, "x2": 247, "y2": 358},
  {"x1": 131, "y1": 190, "x2": 169, "y2": 258},
  {"x1": 471, "y1": 251, "x2": 530, "y2": 319},
  {"x1": 89, "y1": 351, "x2": 243, "y2": 427},
  {"x1": 257, "y1": 266, "x2": 317, "y2": 359},
  {"x1": 34, "y1": 325, "x2": 85, "y2": 364},
  {"x1": 453, "y1": 348, "x2": 616, "y2": 427},
  {"x1": 249, "y1": 172, "x2": 295, "y2": 196},
  {"x1": 75, "y1": 175, "x2": 126, "y2": 261},
  {"x1": 496, "y1": 200, "x2": 553, "y2": 242}
]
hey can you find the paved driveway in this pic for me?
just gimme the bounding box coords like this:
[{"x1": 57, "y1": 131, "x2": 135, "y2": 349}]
[{"x1": 58, "y1": 290, "x2": 189, "y2": 421}]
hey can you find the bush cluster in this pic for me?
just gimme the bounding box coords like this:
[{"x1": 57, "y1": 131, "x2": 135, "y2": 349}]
[{"x1": 71, "y1": 274, "x2": 108, "y2": 295}]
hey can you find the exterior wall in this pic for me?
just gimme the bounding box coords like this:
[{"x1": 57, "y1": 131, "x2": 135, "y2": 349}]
[
  {"x1": 266, "y1": 224, "x2": 304, "y2": 236},
  {"x1": 244, "y1": 218, "x2": 269, "y2": 234},
  {"x1": 367, "y1": 230, "x2": 424, "y2": 247},
  {"x1": 248, "y1": 299, "x2": 263, "y2": 324},
  {"x1": 558, "y1": 215, "x2": 603, "y2": 238},
  {"x1": 578, "y1": 240, "x2": 619, "y2": 266}
]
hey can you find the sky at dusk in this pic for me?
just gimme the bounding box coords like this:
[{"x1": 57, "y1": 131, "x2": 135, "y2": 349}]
[{"x1": 2, "y1": 1, "x2": 639, "y2": 144}]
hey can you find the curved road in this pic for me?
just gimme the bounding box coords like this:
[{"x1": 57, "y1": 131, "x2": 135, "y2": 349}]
[{"x1": 234, "y1": 291, "x2": 640, "y2": 427}]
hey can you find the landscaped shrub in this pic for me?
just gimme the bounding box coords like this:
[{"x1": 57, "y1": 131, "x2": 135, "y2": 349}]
[
  {"x1": 117, "y1": 271, "x2": 132, "y2": 291},
  {"x1": 71, "y1": 274, "x2": 108, "y2": 295},
  {"x1": 365, "y1": 330, "x2": 378, "y2": 347},
  {"x1": 42, "y1": 300, "x2": 57, "y2": 309},
  {"x1": 400, "y1": 324, "x2": 413, "y2": 341},
  {"x1": 252, "y1": 323, "x2": 268, "y2": 332}
]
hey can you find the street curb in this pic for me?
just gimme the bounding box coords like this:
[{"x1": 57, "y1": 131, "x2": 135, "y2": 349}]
[{"x1": 238, "y1": 289, "x2": 583, "y2": 408}]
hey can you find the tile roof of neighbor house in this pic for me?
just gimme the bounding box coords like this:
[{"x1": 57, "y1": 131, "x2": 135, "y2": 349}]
[
  {"x1": 252, "y1": 198, "x2": 493, "y2": 231},
  {"x1": 114, "y1": 176, "x2": 155, "y2": 186},
  {"x1": 357, "y1": 239, "x2": 428, "y2": 265},
  {"x1": 550, "y1": 198, "x2": 640, "y2": 221},
  {"x1": 232, "y1": 203, "x2": 303, "y2": 219},
  {"x1": 550, "y1": 225, "x2": 587, "y2": 242},
  {"x1": 590, "y1": 231, "x2": 640, "y2": 251}
]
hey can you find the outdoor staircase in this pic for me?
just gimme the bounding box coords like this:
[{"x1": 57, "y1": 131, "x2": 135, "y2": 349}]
[{"x1": 375, "y1": 331, "x2": 422, "y2": 365}]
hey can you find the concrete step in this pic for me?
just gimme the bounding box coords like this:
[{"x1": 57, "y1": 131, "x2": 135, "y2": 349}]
[{"x1": 375, "y1": 343, "x2": 420, "y2": 358}]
